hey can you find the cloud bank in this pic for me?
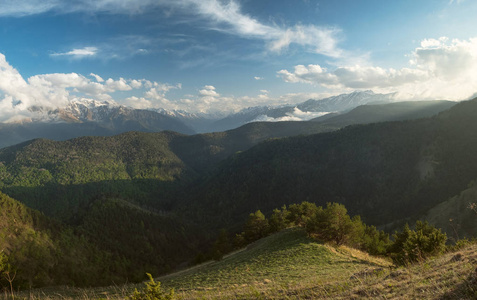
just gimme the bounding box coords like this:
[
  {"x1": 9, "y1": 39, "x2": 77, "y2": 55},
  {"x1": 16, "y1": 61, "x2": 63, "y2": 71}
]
[
  {"x1": 0, "y1": 52, "x2": 180, "y2": 122},
  {"x1": 278, "y1": 37, "x2": 477, "y2": 100}
]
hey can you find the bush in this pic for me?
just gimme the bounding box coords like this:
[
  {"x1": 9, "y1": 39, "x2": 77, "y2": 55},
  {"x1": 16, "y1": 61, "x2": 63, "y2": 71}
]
[
  {"x1": 389, "y1": 221, "x2": 447, "y2": 265},
  {"x1": 361, "y1": 225, "x2": 391, "y2": 256},
  {"x1": 129, "y1": 273, "x2": 174, "y2": 300}
]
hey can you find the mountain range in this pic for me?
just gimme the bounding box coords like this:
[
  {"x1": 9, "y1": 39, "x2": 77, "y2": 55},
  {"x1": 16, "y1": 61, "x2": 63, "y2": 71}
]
[
  {"x1": 207, "y1": 90, "x2": 396, "y2": 132},
  {"x1": 0, "y1": 91, "x2": 402, "y2": 149}
]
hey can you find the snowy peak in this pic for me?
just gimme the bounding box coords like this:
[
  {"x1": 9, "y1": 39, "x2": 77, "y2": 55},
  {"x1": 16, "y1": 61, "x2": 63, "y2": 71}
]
[
  {"x1": 298, "y1": 90, "x2": 394, "y2": 113},
  {"x1": 207, "y1": 90, "x2": 396, "y2": 132},
  {"x1": 50, "y1": 99, "x2": 121, "y2": 123}
]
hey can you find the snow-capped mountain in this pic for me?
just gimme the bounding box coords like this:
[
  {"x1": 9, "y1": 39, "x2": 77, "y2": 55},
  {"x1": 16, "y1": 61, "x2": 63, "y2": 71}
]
[
  {"x1": 296, "y1": 90, "x2": 395, "y2": 112},
  {"x1": 0, "y1": 99, "x2": 195, "y2": 149},
  {"x1": 51, "y1": 99, "x2": 119, "y2": 123},
  {"x1": 25, "y1": 99, "x2": 194, "y2": 134},
  {"x1": 0, "y1": 91, "x2": 399, "y2": 149},
  {"x1": 208, "y1": 90, "x2": 396, "y2": 132}
]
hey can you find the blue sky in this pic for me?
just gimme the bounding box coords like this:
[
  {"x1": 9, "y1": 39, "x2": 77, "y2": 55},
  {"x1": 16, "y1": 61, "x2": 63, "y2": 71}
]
[{"x1": 1, "y1": 0, "x2": 477, "y2": 121}]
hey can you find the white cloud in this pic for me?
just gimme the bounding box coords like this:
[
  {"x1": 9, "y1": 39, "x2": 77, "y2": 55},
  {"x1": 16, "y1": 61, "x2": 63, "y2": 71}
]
[
  {"x1": 251, "y1": 107, "x2": 330, "y2": 122},
  {"x1": 51, "y1": 47, "x2": 99, "y2": 59},
  {"x1": 90, "y1": 73, "x2": 104, "y2": 82},
  {"x1": 105, "y1": 77, "x2": 132, "y2": 91},
  {"x1": 254, "y1": 76, "x2": 264, "y2": 80},
  {"x1": 199, "y1": 85, "x2": 219, "y2": 97},
  {"x1": 278, "y1": 37, "x2": 477, "y2": 100}
]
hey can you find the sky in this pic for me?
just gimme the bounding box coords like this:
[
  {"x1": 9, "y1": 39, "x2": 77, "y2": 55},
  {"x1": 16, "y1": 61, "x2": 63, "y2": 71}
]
[{"x1": 1, "y1": 0, "x2": 477, "y2": 122}]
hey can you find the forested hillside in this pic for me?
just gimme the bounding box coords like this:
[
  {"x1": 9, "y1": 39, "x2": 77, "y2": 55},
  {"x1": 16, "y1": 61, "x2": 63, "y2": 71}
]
[{"x1": 185, "y1": 98, "x2": 477, "y2": 230}]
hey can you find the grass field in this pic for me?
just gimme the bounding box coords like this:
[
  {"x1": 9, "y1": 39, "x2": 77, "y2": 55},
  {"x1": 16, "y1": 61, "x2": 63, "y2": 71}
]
[{"x1": 11, "y1": 228, "x2": 477, "y2": 299}]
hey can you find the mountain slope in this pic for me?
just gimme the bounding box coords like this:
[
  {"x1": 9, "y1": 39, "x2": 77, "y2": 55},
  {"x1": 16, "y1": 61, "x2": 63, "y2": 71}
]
[
  {"x1": 170, "y1": 121, "x2": 338, "y2": 174},
  {"x1": 313, "y1": 100, "x2": 456, "y2": 126},
  {"x1": 0, "y1": 191, "x2": 205, "y2": 288},
  {"x1": 186, "y1": 98, "x2": 477, "y2": 230},
  {"x1": 0, "y1": 131, "x2": 195, "y2": 220}
]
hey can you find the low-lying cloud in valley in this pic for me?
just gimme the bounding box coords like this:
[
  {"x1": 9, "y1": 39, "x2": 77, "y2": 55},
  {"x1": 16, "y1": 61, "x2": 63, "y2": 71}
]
[{"x1": 251, "y1": 108, "x2": 330, "y2": 123}]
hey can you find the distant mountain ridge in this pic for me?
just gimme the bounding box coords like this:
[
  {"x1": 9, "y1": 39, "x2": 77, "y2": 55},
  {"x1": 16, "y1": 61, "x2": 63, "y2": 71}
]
[
  {"x1": 0, "y1": 99, "x2": 195, "y2": 149},
  {"x1": 207, "y1": 90, "x2": 396, "y2": 132},
  {"x1": 0, "y1": 91, "x2": 456, "y2": 150},
  {"x1": 313, "y1": 100, "x2": 456, "y2": 126}
]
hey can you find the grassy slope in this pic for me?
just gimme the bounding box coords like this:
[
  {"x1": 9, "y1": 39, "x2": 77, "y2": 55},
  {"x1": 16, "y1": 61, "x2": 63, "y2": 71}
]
[{"x1": 19, "y1": 227, "x2": 477, "y2": 299}]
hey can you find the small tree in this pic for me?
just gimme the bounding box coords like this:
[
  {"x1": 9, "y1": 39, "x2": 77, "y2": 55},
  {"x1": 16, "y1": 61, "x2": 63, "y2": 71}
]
[
  {"x1": 287, "y1": 202, "x2": 319, "y2": 227},
  {"x1": 0, "y1": 251, "x2": 16, "y2": 300},
  {"x1": 269, "y1": 205, "x2": 290, "y2": 233},
  {"x1": 129, "y1": 273, "x2": 174, "y2": 300},
  {"x1": 244, "y1": 210, "x2": 269, "y2": 242},
  {"x1": 307, "y1": 203, "x2": 362, "y2": 246}
]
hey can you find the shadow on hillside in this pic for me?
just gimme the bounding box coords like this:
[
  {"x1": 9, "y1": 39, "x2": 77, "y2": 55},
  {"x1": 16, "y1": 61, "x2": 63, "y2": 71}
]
[{"x1": 1, "y1": 178, "x2": 188, "y2": 223}]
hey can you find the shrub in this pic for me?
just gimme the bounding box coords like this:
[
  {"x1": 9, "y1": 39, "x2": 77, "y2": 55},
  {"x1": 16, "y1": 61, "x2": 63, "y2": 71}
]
[
  {"x1": 389, "y1": 221, "x2": 447, "y2": 265},
  {"x1": 129, "y1": 273, "x2": 174, "y2": 300}
]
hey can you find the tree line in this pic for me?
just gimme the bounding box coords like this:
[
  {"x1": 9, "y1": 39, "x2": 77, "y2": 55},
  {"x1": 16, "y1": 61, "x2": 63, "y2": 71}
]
[{"x1": 210, "y1": 201, "x2": 448, "y2": 266}]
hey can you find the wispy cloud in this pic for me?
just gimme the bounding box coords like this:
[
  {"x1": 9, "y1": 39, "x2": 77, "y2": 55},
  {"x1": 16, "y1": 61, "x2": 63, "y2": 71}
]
[
  {"x1": 175, "y1": 0, "x2": 343, "y2": 56},
  {"x1": 50, "y1": 47, "x2": 98, "y2": 59},
  {"x1": 0, "y1": 0, "x2": 59, "y2": 17},
  {"x1": 278, "y1": 37, "x2": 477, "y2": 101},
  {"x1": 3, "y1": 0, "x2": 344, "y2": 58}
]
